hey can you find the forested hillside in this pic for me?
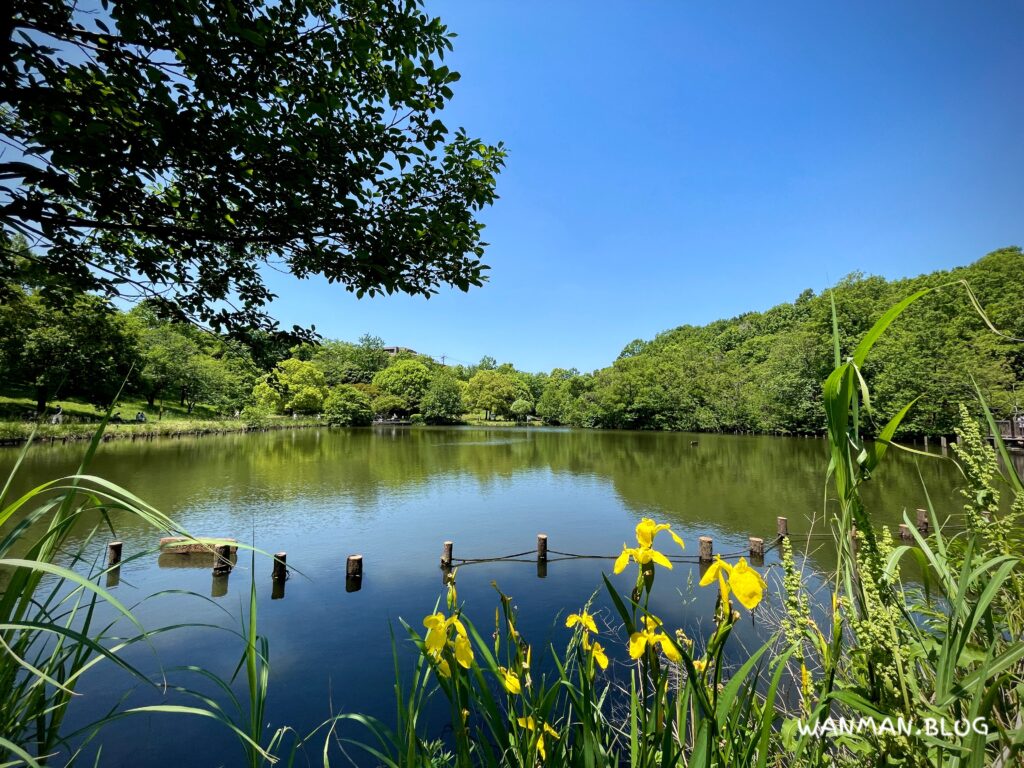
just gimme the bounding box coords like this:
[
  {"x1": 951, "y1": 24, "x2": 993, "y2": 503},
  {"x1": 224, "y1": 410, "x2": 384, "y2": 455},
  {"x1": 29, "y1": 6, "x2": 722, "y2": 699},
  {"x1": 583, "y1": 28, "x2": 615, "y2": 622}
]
[
  {"x1": 540, "y1": 247, "x2": 1022, "y2": 435},
  {"x1": 2, "y1": 245, "x2": 1021, "y2": 437}
]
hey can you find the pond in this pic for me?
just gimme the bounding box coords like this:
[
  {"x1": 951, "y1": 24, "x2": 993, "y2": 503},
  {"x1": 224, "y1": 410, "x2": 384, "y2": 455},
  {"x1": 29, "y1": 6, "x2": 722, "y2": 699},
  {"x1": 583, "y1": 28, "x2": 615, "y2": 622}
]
[{"x1": 1, "y1": 426, "x2": 979, "y2": 766}]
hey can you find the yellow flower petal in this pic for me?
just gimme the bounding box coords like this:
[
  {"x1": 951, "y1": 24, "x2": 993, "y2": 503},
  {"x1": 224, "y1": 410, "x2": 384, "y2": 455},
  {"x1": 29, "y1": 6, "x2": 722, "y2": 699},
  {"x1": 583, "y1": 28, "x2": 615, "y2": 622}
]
[
  {"x1": 423, "y1": 612, "x2": 446, "y2": 630},
  {"x1": 499, "y1": 667, "x2": 522, "y2": 695},
  {"x1": 613, "y1": 545, "x2": 631, "y2": 574},
  {"x1": 635, "y1": 518, "x2": 657, "y2": 547},
  {"x1": 591, "y1": 640, "x2": 609, "y2": 670},
  {"x1": 656, "y1": 633, "x2": 682, "y2": 662},
  {"x1": 669, "y1": 529, "x2": 685, "y2": 551},
  {"x1": 424, "y1": 627, "x2": 446, "y2": 654},
  {"x1": 454, "y1": 634, "x2": 474, "y2": 669},
  {"x1": 543, "y1": 722, "x2": 559, "y2": 739},
  {"x1": 647, "y1": 547, "x2": 673, "y2": 570},
  {"x1": 517, "y1": 716, "x2": 534, "y2": 730},
  {"x1": 628, "y1": 632, "x2": 649, "y2": 659},
  {"x1": 567, "y1": 611, "x2": 598, "y2": 634},
  {"x1": 642, "y1": 615, "x2": 662, "y2": 631},
  {"x1": 729, "y1": 558, "x2": 767, "y2": 611},
  {"x1": 449, "y1": 615, "x2": 468, "y2": 638},
  {"x1": 436, "y1": 657, "x2": 451, "y2": 678},
  {"x1": 698, "y1": 556, "x2": 731, "y2": 587}
]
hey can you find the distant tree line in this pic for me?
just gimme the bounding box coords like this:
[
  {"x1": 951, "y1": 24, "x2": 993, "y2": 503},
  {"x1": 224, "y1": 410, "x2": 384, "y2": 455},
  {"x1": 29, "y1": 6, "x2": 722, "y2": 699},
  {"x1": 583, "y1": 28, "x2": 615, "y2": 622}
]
[
  {"x1": 1, "y1": 239, "x2": 1021, "y2": 437},
  {"x1": 535, "y1": 247, "x2": 1022, "y2": 437}
]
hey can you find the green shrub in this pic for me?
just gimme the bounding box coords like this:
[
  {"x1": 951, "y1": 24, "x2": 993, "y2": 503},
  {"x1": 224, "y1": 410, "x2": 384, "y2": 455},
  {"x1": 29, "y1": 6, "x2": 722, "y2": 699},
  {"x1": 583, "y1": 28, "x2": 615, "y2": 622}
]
[
  {"x1": 323, "y1": 385, "x2": 373, "y2": 427},
  {"x1": 240, "y1": 403, "x2": 273, "y2": 428}
]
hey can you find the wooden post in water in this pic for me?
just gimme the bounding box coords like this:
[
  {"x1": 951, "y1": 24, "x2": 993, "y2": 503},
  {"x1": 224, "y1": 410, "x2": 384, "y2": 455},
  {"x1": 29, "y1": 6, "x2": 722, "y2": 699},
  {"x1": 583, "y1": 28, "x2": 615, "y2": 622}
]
[
  {"x1": 940, "y1": 435, "x2": 948, "y2": 452},
  {"x1": 899, "y1": 523, "x2": 912, "y2": 541},
  {"x1": 916, "y1": 508, "x2": 930, "y2": 535},
  {"x1": 213, "y1": 544, "x2": 232, "y2": 575},
  {"x1": 272, "y1": 552, "x2": 287, "y2": 581},
  {"x1": 777, "y1": 516, "x2": 789, "y2": 539},
  {"x1": 346, "y1": 555, "x2": 363, "y2": 593},
  {"x1": 346, "y1": 554, "x2": 363, "y2": 579},
  {"x1": 441, "y1": 541, "x2": 453, "y2": 568},
  {"x1": 924, "y1": 435, "x2": 929, "y2": 449},
  {"x1": 537, "y1": 534, "x2": 548, "y2": 563},
  {"x1": 107, "y1": 541, "x2": 123, "y2": 567},
  {"x1": 749, "y1": 536, "x2": 764, "y2": 566},
  {"x1": 537, "y1": 560, "x2": 547, "y2": 579},
  {"x1": 698, "y1": 536, "x2": 713, "y2": 563}
]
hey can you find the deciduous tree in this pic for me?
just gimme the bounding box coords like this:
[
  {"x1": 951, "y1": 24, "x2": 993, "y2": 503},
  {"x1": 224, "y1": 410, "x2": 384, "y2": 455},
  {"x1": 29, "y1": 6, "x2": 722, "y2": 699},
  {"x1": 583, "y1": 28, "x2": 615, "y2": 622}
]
[{"x1": 2, "y1": 0, "x2": 505, "y2": 338}]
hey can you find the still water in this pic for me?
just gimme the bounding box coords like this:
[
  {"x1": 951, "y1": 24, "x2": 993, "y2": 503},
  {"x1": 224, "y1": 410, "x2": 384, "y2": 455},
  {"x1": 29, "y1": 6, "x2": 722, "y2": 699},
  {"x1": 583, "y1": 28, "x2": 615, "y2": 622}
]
[{"x1": 1, "y1": 427, "x2": 980, "y2": 766}]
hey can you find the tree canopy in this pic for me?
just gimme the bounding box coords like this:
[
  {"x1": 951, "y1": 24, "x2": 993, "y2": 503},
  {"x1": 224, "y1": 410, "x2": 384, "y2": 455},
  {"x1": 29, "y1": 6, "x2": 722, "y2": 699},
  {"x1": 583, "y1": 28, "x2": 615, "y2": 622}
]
[
  {"x1": 2, "y1": 0, "x2": 505, "y2": 338},
  {"x1": 1, "y1": 246, "x2": 1020, "y2": 435}
]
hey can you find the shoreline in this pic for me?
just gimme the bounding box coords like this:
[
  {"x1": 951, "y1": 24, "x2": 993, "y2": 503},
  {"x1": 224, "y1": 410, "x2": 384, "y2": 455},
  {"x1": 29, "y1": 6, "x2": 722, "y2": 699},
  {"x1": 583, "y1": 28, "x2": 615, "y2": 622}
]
[{"x1": 0, "y1": 419, "x2": 324, "y2": 448}]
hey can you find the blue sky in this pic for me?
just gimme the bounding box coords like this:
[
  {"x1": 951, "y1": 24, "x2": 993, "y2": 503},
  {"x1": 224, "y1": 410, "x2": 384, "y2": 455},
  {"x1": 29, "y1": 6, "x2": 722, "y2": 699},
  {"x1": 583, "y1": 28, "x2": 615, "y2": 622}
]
[{"x1": 264, "y1": 1, "x2": 1024, "y2": 373}]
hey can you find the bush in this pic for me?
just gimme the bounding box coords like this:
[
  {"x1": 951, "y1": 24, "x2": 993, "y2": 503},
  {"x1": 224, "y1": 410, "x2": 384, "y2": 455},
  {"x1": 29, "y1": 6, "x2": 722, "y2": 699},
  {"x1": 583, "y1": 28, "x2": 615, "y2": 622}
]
[
  {"x1": 240, "y1": 403, "x2": 273, "y2": 429},
  {"x1": 323, "y1": 385, "x2": 373, "y2": 427}
]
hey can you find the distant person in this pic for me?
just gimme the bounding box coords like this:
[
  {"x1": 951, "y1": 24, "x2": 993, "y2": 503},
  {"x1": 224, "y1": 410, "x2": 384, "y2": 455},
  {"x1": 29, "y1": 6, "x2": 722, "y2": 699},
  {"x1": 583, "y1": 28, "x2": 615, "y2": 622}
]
[
  {"x1": 50, "y1": 405, "x2": 63, "y2": 425},
  {"x1": 135, "y1": 411, "x2": 147, "y2": 423}
]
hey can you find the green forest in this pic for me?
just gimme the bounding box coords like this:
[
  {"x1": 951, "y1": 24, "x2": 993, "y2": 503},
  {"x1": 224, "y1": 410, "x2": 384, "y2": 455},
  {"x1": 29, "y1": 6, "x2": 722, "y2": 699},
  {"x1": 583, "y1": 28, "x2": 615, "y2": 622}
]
[{"x1": 2, "y1": 244, "x2": 1021, "y2": 437}]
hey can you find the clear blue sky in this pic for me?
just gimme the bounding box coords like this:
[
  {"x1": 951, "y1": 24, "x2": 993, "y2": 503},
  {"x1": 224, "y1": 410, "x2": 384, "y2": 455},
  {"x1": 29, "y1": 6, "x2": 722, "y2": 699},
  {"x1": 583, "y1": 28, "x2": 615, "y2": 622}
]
[{"x1": 264, "y1": 1, "x2": 1024, "y2": 373}]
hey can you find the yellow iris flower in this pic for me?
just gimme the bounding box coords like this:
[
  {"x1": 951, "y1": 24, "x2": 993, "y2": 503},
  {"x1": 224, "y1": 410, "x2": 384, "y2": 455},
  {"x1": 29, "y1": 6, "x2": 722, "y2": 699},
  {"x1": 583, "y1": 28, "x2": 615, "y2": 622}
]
[
  {"x1": 517, "y1": 716, "x2": 559, "y2": 760},
  {"x1": 698, "y1": 556, "x2": 767, "y2": 611},
  {"x1": 613, "y1": 517, "x2": 685, "y2": 574},
  {"x1": 635, "y1": 518, "x2": 686, "y2": 551},
  {"x1": 422, "y1": 610, "x2": 474, "y2": 677},
  {"x1": 628, "y1": 615, "x2": 682, "y2": 662},
  {"x1": 498, "y1": 666, "x2": 522, "y2": 695},
  {"x1": 582, "y1": 633, "x2": 609, "y2": 670},
  {"x1": 565, "y1": 610, "x2": 598, "y2": 634}
]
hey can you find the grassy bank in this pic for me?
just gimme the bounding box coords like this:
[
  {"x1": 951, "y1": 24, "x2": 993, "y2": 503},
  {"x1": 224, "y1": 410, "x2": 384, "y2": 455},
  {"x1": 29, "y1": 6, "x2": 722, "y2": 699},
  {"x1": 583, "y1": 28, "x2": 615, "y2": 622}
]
[{"x1": 0, "y1": 391, "x2": 323, "y2": 445}]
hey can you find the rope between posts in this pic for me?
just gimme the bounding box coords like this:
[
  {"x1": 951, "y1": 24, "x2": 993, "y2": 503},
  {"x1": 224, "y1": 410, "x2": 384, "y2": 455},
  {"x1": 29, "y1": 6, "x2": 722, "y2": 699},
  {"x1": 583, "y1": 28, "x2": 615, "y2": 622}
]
[
  {"x1": 450, "y1": 544, "x2": 759, "y2": 567},
  {"x1": 444, "y1": 523, "x2": 964, "y2": 569}
]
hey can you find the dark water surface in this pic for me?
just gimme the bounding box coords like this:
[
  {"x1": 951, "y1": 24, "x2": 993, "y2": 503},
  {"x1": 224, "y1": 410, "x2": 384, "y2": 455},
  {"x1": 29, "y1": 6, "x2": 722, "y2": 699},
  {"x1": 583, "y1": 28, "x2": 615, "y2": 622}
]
[{"x1": 1, "y1": 427, "x2": 975, "y2": 766}]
